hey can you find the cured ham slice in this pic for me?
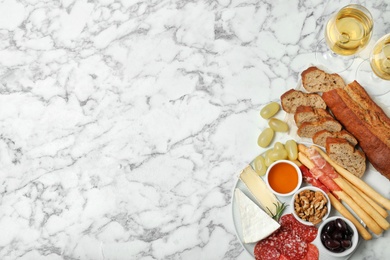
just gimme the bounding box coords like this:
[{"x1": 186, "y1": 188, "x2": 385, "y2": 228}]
[{"x1": 307, "y1": 147, "x2": 338, "y2": 179}]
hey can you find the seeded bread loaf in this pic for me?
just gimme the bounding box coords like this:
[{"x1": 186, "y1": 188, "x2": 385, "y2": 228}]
[
  {"x1": 326, "y1": 137, "x2": 366, "y2": 178},
  {"x1": 297, "y1": 118, "x2": 342, "y2": 138},
  {"x1": 322, "y1": 80, "x2": 390, "y2": 180},
  {"x1": 281, "y1": 89, "x2": 326, "y2": 114},
  {"x1": 312, "y1": 129, "x2": 358, "y2": 148},
  {"x1": 294, "y1": 105, "x2": 334, "y2": 127},
  {"x1": 302, "y1": 66, "x2": 346, "y2": 93}
]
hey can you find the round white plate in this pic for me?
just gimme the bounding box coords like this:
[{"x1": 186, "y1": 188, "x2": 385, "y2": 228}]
[{"x1": 230, "y1": 140, "x2": 389, "y2": 260}]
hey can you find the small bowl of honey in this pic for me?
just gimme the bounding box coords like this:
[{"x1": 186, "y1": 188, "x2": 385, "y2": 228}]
[{"x1": 265, "y1": 160, "x2": 302, "y2": 197}]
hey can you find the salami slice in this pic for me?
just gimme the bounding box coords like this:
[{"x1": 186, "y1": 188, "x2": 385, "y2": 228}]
[
  {"x1": 278, "y1": 231, "x2": 307, "y2": 260},
  {"x1": 279, "y1": 255, "x2": 289, "y2": 260},
  {"x1": 302, "y1": 244, "x2": 319, "y2": 260},
  {"x1": 280, "y1": 214, "x2": 318, "y2": 243},
  {"x1": 254, "y1": 242, "x2": 280, "y2": 260}
]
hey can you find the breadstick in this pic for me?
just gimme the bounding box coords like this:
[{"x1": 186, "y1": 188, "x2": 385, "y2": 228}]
[
  {"x1": 311, "y1": 145, "x2": 390, "y2": 210},
  {"x1": 328, "y1": 193, "x2": 372, "y2": 240},
  {"x1": 344, "y1": 178, "x2": 388, "y2": 218}
]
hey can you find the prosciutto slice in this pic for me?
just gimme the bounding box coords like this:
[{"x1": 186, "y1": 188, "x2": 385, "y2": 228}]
[
  {"x1": 307, "y1": 147, "x2": 338, "y2": 179},
  {"x1": 306, "y1": 147, "x2": 342, "y2": 193}
]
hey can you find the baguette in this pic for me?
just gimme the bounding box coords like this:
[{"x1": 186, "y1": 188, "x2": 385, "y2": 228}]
[{"x1": 322, "y1": 81, "x2": 390, "y2": 180}]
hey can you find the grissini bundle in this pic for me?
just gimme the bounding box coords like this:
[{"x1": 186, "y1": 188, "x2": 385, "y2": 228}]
[
  {"x1": 298, "y1": 152, "x2": 382, "y2": 236},
  {"x1": 301, "y1": 145, "x2": 390, "y2": 230},
  {"x1": 294, "y1": 160, "x2": 372, "y2": 240},
  {"x1": 298, "y1": 145, "x2": 386, "y2": 236}
]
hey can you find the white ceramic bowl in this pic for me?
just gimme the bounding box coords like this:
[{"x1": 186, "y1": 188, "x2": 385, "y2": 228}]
[
  {"x1": 265, "y1": 160, "x2": 302, "y2": 197},
  {"x1": 291, "y1": 186, "x2": 331, "y2": 226},
  {"x1": 318, "y1": 216, "x2": 359, "y2": 257}
]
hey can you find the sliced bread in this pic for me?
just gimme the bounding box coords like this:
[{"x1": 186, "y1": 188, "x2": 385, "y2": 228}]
[
  {"x1": 326, "y1": 137, "x2": 366, "y2": 178},
  {"x1": 281, "y1": 89, "x2": 326, "y2": 114},
  {"x1": 297, "y1": 118, "x2": 342, "y2": 138},
  {"x1": 301, "y1": 66, "x2": 346, "y2": 93},
  {"x1": 294, "y1": 105, "x2": 334, "y2": 127},
  {"x1": 312, "y1": 129, "x2": 358, "y2": 147}
]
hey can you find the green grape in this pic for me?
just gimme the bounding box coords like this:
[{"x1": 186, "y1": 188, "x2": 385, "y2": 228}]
[
  {"x1": 260, "y1": 102, "x2": 280, "y2": 119},
  {"x1": 273, "y1": 142, "x2": 285, "y2": 151},
  {"x1": 253, "y1": 155, "x2": 267, "y2": 176},
  {"x1": 268, "y1": 148, "x2": 288, "y2": 161},
  {"x1": 285, "y1": 139, "x2": 298, "y2": 160},
  {"x1": 264, "y1": 149, "x2": 274, "y2": 166},
  {"x1": 257, "y1": 128, "x2": 274, "y2": 148},
  {"x1": 268, "y1": 118, "x2": 289, "y2": 132}
]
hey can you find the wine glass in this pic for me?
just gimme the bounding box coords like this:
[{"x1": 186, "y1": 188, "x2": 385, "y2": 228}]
[
  {"x1": 315, "y1": 4, "x2": 374, "y2": 73},
  {"x1": 356, "y1": 33, "x2": 390, "y2": 96}
]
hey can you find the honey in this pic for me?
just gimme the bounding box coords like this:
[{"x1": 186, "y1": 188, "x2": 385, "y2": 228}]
[{"x1": 268, "y1": 162, "x2": 299, "y2": 194}]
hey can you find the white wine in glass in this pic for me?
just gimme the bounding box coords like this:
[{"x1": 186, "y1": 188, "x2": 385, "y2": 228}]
[
  {"x1": 370, "y1": 34, "x2": 390, "y2": 80},
  {"x1": 356, "y1": 34, "x2": 390, "y2": 96},
  {"x1": 316, "y1": 4, "x2": 373, "y2": 72}
]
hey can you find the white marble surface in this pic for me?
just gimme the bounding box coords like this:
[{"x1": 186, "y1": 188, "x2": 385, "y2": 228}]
[{"x1": 0, "y1": 0, "x2": 389, "y2": 259}]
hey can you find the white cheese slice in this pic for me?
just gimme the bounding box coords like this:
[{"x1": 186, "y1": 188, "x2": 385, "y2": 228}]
[
  {"x1": 235, "y1": 188, "x2": 280, "y2": 243},
  {"x1": 239, "y1": 166, "x2": 280, "y2": 216}
]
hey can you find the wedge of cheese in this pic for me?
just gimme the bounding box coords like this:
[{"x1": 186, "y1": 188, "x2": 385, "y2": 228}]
[
  {"x1": 235, "y1": 188, "x2": 280, "y2": 243},
  {"x1": 239, "y1": 165, "x2": 280, "y2": 216}
]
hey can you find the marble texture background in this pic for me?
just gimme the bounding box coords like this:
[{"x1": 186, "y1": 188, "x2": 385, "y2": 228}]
[{"x1": 0, "y1": 0, "x2": 389, "y2": 259}]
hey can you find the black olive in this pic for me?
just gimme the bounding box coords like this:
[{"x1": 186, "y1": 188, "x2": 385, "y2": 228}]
[
  {"x1": 332, "y1": 231, "x2": 343, "y2": 241},
  {"x1": 343, "y1": 233, "x2": 353, "y2": 240},
  {"x1": 335, "y1": 218, "x2": 347, "y2": 232},
  {"x1": 331, "y1": 246, "x2": 346, "y2": 253},
  {"x1": 325, "y1": 239, "x2": 341, "y2": 250},
  {"x1": 341, "y1": 239, "x2": 352, "y2": 249},
  {"x1": 324, "y1": 221, "x2": 335, "y2": 234},
  {"x1": 321, "y1": 232, "x2": 331, "y2": 242}
]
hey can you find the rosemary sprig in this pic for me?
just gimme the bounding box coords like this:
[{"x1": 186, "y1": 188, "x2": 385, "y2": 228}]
[{"x1": 267, "y1": 202, "x2": 288, "y2": 222}]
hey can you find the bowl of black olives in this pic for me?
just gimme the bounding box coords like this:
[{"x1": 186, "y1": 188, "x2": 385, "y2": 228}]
[{"x1": 318, "y1": 216, "x2": 358, "y2": 257}]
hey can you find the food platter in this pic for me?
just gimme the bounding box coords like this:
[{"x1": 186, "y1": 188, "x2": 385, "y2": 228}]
[
  {"x1": 231, "y1": 65, "x2": 390, "y2": 259},
  {"x1": 232, "y1": 139, "x2": 389, "y2": 259},
  {"x1": 232, "y1": 143, "x2": 347, "y2": 260}
]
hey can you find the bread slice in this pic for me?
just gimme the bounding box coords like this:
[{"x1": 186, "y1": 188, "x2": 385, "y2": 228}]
[
  {"x1": 312, "y1": 129, "x2": 358, "y2": 147},
  {"x1": 301, "y1": 66, "x2": 346, "y2": 93},
  {"x1": 297, "y1": 118, "x2": 342, "y2": 138},
  {"x1": 281, "y1": 89, "x2": 326, "y2": 114},
  {"x1": 294, "y1": 105, "x2": 334, "y2": 127},
  {"x1": 326, "y1": 137, "x2": 366, "y2": 178}
]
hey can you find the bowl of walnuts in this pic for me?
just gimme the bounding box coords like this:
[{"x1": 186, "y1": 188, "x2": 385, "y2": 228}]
[{"x1": 291, "y1": 186, "x2": 331, "y2": 225}]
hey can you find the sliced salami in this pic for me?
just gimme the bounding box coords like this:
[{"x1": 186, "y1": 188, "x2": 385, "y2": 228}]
[
  {"x1": 278, "y1": 231, "x2": 307, "y2": 260},
  {"x1": 254, "y1": 242, "x2": 280, "y2": 260},
  {"x1": 279, "y1": 255, "x2": 289, "y2": 260},
  {"x1": 280, "y1": 214, "x2": 318, "y2": 243},
  {"x1": 302, "y1": 244, "x2": 319, "y2": 260}
]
